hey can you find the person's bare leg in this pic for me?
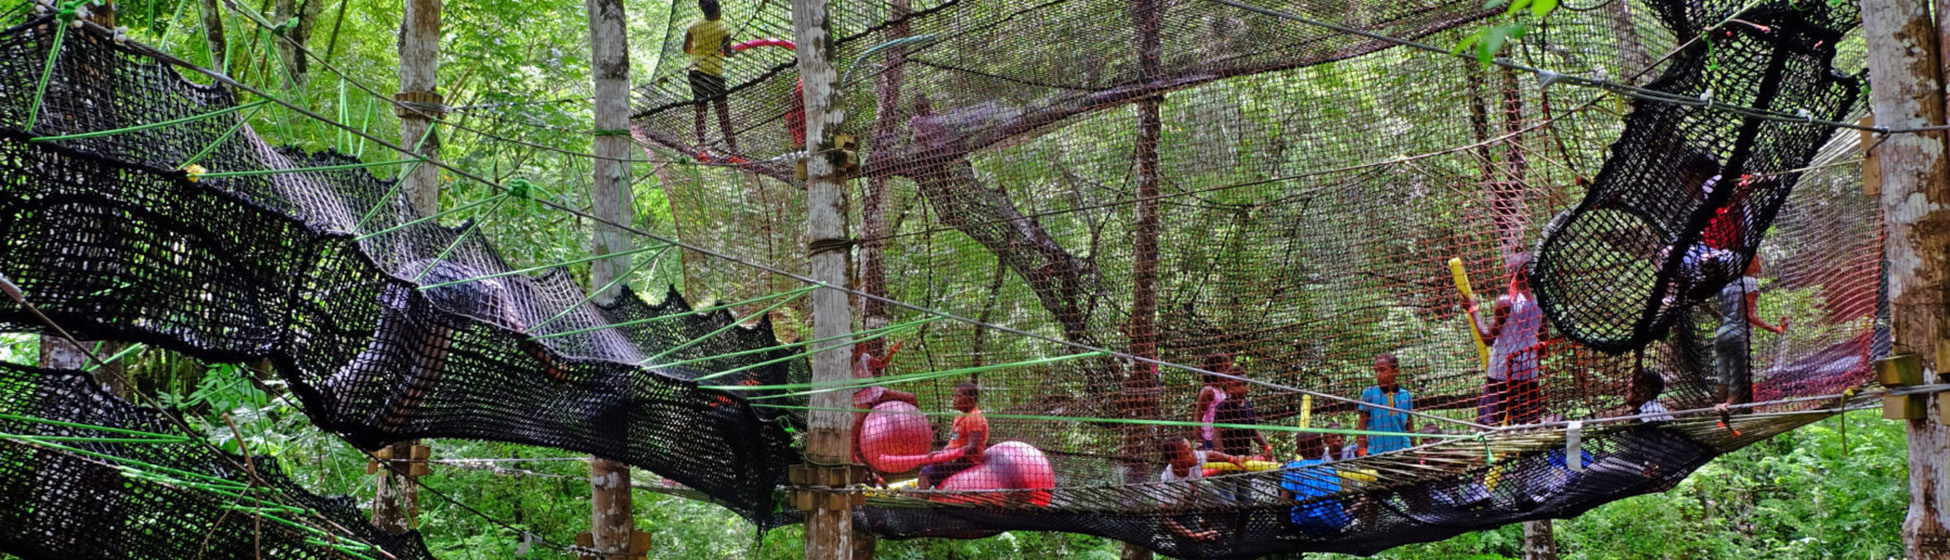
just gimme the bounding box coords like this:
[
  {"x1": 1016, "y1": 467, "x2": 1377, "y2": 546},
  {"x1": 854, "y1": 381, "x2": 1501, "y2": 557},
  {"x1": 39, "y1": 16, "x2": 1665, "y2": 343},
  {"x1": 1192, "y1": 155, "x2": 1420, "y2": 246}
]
[
  {"x1": 715, "y1": 98, "x2": 738, "y2": 155},
  {"x1": 694, "y1": 103, "x2": 708, "y2": 150}
]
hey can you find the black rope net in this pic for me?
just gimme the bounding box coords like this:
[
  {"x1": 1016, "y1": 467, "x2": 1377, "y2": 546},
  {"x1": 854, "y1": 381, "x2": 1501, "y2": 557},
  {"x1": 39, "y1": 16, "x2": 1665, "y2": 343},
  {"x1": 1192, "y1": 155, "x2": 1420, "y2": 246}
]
[
  {"x1": 0, "y1": 0, "x2": 1890, "y2": 555},
  {"x1": 0, "y1": 14, "x2": 804, "y2": 527},
  {"x1": 628, "y1": 0, "x2": 1879, "y2": 557},
  {"x1": 0, "y1": 362, "x2": 435, "y2": 560}
]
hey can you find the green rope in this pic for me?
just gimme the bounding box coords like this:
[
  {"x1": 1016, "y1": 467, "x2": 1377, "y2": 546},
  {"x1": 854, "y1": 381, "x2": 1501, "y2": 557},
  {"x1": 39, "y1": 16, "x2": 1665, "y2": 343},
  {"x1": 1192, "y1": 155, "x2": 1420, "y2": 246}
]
[
  {"x1": 839, "y1": 34, "x2": 940, "y2": 89},
  {"x1": 198, "y1": 157, "x2": 420, "y2": 179},
  {"x1": 352, "y1": 191, "x2": 501, "y2": 242},
  {"x1": 81, "y1": 343, "x2": 144, "y2": 373},
  {"x1": 748, "y1": 404, "x2": 1472, "y2": 441},
  {"x1": 180, "y1": 102, "x2": 269, "y2": 168},
  {"x1": 29, "y1": 99, "x2": 272, "y2": 143},
  {"x1": 0, "y1": 411, "x2": 191, "y2": 440},
  {"x1": 5, "y1": 436, "x2": 254, "y2": 490},
  {"x1": 24, "y1": 16, "x2": 69, "y2": 134},
  {"x1": 641, "y1": 289, "x2": 810, "y2": 363},
  {"x1": 527, "y1": 244, "x2": 677, "y2": 332},
  {"x1": 676, "y1": 318, "x2": 933, "y2": 383},
  {"x1": 715, "y1": 351, "x2": 1105, "y2": 397},
  {"x1": 535, "y1": 285, "x2": 819, "y2": 341},
  {"x1": 417, "y1": 243, "x2": 670, "y2": 291},
  {"x1": 592, "y1": 128, "x2": 632, "y2": 136},
  {"x1": 685, "y1": 318, "x2": 950, "y2": 383},
  {"x1": 670, "y1": 315, "x2": 941, "y2": 373},
  {"x1": 349, "y1": 126, "x2": 440, "y2": 233},
  {"x1": 410, "y1": 195, "x2": 515, "y2": 284}
]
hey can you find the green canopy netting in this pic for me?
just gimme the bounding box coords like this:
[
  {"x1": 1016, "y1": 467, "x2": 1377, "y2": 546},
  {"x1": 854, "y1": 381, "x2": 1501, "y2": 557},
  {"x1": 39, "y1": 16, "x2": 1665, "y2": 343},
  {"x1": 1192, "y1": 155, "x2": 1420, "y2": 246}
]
[{"x1": 0, "y1": 0, "x2": 1892, "y2": 556}]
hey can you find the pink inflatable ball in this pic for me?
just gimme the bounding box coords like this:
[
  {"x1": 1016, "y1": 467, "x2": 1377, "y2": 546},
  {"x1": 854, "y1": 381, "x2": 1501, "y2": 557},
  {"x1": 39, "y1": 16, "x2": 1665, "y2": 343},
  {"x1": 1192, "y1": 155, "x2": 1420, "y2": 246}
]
[
  {"x1": 937, "y1": 441, "x2": 1055, "y2": 507},
  {"x1": 857, "y1": 400, "x2": 932, "y2": 473}
]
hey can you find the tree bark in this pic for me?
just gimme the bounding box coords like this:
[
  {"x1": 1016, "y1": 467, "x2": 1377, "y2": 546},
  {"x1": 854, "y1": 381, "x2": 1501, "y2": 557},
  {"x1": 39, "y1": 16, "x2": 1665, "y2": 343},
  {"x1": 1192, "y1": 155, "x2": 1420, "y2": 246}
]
[
  {"x1": 1523, "y1": 520, "x2": 1558, "y2": 559},
  {"x1": 374, "y1": 0, "x2": 442, "y2": 535},
  {"x1": 859, "y1": 0, "x2": 912, "y2": 363},
  {"x1": 1862, "y1": 0, "x2": 1950, "y2": 556},
  {"x1": 198, "y1": 0, "x2": 226, "y2": 72},
  {"x1": 1493, "y1": 67, "x2": 1529, "y2": 260},
  {"x1": 586, "y1": 0, "x2": 637, "y2": 554},
  {"x1": 1602, "y1": 0, "x2": 1651, "y2": 82},
  {"x1": 270, "y1": 0, "x2": 322, "y2": 88},
  {"x1": 1120, "y1": 0, "x2": 1163, "y2": 557},
  {"x1": 793, "y1": 0, "x2": 856, "y2": 556}
]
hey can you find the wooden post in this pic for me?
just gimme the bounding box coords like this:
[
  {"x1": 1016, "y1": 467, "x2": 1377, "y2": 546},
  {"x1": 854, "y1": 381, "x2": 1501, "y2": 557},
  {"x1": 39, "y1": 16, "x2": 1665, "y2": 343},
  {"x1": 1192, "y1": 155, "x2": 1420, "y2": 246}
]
[
  {"x1": 791, "y1": 0, "x2": 856, "y2": 555},
  {"x1": 585, "y1": 0, "x2": 636, "y2": 554},
  {"x1": 373, "y1": 0, "x2": 441, "y2": 535},
  {"x1": 1861, "y1": 0, "x2": 1950, "y2": 555}
]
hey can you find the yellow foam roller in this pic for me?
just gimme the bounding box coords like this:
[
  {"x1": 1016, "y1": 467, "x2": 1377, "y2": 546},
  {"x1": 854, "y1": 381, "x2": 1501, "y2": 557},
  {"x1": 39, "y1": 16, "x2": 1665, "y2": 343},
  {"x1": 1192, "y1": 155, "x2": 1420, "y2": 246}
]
[
  {"x1": 1203, "y1": 460, "x2": 1282, "y2": 472},
  {"x1": 1451, "y1": 257, "x2": 1492, "y2": 368}
]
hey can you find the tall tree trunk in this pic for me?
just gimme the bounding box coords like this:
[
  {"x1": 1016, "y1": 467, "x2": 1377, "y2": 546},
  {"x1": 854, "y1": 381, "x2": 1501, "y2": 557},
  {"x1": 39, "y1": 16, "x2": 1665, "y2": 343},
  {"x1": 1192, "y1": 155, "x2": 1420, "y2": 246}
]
[
  {"x1": 585, "y1": 0, "x2": 637, "y2": 554},
  {"x1": 1523, "y1": 519, "x2": 1558, "y2": 559},
  {"x1": 197, "y1": 0, "x2": 226, "y2": 72},
  {"x1": 270, "y1": 0, "x2": 323, "y2": 88},
  {"x1": 1862, "y1": 0, "x2": 1950, "y2": 556},
  {"x1": 853, "y1": 3, "x2": 912, "y2": 557},
  {"x1": 859, "y1": 0, "x2": 912, "y2": 363},
  {"x1": 373, "y1": 0, "x2": 442, "y2": 535},
  {"x1": 1493, "y1": 67, "x2": 1529, "y2": 260},
  {"x1": 1603, "y1": 0, "x2": 1651, "y2": 82},
  {"x1": 1121, "y1": 1, "x2": 1163, "y2": 559},
  {"x1": 793, "y1": 0, "x2": 857, "y2": 556}
]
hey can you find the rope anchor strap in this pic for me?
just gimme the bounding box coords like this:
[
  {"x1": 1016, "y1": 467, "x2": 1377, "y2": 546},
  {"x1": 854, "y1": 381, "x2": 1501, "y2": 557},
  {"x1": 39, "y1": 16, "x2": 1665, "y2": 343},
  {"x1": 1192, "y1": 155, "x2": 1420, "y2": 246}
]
[{"x1": 807, "y1": 237, "x2": 857, "y2": 255}]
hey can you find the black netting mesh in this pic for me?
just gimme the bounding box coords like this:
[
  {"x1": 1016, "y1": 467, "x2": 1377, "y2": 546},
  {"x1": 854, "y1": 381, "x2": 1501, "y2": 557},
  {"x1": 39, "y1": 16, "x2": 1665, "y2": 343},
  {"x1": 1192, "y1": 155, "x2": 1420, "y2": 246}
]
[
  {"x1": 1530, "y1": 0, "x2": 1862, "y2": 353},
  {"x1": 0, "y1": 362, "x2": 435, "y2": 560},
  {"x1": 0, "y1": 16, "x2": 803, "y2": 525},
  {"x1": 0, "y1": 0, "x2": 1895, "y2": 555}
]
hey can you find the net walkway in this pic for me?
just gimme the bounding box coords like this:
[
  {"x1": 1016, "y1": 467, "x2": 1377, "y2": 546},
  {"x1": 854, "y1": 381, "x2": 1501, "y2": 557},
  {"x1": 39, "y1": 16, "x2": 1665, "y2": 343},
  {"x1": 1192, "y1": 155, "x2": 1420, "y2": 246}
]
[{"x1": 0, "y1": 0, "x2": 1894, "y2": 556}]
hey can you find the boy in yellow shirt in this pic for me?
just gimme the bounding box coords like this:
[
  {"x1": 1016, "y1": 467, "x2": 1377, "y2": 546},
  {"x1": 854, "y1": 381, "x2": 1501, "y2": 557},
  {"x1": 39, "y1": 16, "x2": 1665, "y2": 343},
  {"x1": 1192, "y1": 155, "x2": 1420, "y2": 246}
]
[{"x1": 684, "y1": 0, "x2": 740, "y2": 158}]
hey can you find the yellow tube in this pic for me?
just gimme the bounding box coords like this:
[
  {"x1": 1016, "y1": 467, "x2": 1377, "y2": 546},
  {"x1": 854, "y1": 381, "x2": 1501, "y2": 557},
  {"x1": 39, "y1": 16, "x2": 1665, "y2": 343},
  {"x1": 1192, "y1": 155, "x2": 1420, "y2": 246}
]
[{"x1": 1451, "y1": 257, "x2": 1492, "y2": 368}]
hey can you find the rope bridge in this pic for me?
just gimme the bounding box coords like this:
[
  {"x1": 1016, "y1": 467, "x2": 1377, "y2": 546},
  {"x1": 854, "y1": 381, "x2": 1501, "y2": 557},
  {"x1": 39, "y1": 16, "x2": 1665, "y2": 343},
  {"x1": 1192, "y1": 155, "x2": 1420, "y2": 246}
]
[{"x1": 0, "y1": 0, "x2": 1891, "y2": 557}]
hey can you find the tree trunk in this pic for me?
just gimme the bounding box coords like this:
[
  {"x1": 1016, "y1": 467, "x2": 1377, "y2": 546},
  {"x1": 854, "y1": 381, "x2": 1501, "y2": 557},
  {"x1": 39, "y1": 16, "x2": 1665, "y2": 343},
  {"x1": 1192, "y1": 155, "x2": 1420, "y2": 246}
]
[
  {"x1": 793, "y1": 0, "x2": 856, "y2": 556},
  {"x1": 1602, "y1": 0, "x2": 1651, "y2": 81},
  {"x1": 374, "y1": 0, "x2": 442, "y2": 535},
  {"x1": 1523, "y1": 520, "x2": 1558, "y2": 559},
  {"x1": 859, "y1": 0, "x2": 912, "y2": 363},
  {"x1": 1120, "y1": 0, "x2": 1163, "y2": 557},
  {"x1": 197, "y1": 0, "x2": 226, "y2": 72},
  {"x1": 1862, "y1": 0, "x2": 1950, "y2": 556},
  {"x1": 269, "y1": 0, "x2": 323, "y2": 88},
  {"x1": 1493, "y1": 67, "x2": 1529, "y2": 260},
  {"x1": 586, "y1": 0, "x2": 636, "y2": 554}
]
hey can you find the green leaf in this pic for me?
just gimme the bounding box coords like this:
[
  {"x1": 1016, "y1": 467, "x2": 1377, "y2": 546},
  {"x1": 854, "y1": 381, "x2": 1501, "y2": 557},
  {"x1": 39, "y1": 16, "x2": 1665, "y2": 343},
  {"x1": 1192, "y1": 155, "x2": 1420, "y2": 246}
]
[
  {"x1": 1453, "y1": 29, "x2": 1485, "y2": 57},
  {"x1": 1506, "y1": 0, "x2": 1532, "y2": 17},
  {"x1": 1482, "y1": 0, "x2": 1510, "y2": 8},
  {"x1": 1531, "y1": 0, "x2": 1558, "y2": 18}
]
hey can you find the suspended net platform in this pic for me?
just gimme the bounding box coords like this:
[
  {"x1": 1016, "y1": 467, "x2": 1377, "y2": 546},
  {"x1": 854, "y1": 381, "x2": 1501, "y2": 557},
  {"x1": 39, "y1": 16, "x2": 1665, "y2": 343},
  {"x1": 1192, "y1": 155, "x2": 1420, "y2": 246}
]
[{"x1": 0, "y1": 0, "x2": 1891, "y2": 556}]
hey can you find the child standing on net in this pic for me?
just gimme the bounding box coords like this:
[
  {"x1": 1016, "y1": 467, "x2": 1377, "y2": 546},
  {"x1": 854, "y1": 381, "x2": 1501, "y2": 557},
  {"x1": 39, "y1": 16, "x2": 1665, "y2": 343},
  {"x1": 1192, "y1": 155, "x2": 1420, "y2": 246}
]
[
  {"x1": 917, "y1": 382, "x2": 987, "y2": 488},
  {"x1": 1714, "y1": 257, "x2": 1787, "y2": 410},
  {"x1": 1357, "y1": 353, "x2": 1415, "y2": 455},
  {"x1": 1468, "y1": 253, "x2": 1547, "y2": 426},
  {"x1": 684, "y1": 0, "x2": 740, "y2": 158}
]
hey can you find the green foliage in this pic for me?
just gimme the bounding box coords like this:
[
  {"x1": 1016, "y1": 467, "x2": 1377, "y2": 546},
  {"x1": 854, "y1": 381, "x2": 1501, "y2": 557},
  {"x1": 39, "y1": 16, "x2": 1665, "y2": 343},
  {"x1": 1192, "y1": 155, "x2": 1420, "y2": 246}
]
[{"x1": 1454, "y1": 0, "x2": 1558, "y2": 65}]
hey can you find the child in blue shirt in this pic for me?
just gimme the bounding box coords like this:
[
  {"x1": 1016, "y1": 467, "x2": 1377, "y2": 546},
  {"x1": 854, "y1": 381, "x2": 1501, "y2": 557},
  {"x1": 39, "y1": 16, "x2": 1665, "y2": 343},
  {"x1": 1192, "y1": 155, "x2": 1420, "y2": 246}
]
[
  {"x1": 1281, "y1": 433, "x2": 1351, "y2": 537},
  {"x1": 1358, "y1": 354, "x2": 1415, "y2": 455}
]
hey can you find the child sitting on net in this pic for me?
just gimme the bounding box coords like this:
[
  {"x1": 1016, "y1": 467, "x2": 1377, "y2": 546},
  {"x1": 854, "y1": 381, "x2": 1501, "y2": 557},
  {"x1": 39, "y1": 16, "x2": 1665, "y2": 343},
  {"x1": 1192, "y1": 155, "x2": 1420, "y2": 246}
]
[
  {"x1": 915, "y1": 382, "x2": 986, "y2": 488},
  {"x1": 1280, "y1": 432, "x2": 1351, "y2": 538}
]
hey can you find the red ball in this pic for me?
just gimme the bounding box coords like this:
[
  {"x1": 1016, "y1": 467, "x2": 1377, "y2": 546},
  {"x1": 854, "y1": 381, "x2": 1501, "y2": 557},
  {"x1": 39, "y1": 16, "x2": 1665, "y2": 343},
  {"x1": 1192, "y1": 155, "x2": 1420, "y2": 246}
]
[
  {"x1": 938, "y1": 441, "x2": 1055, "y2": 506},
  {"x1": 858, "y1": 400, "x2": 932, "y2": 473}
]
